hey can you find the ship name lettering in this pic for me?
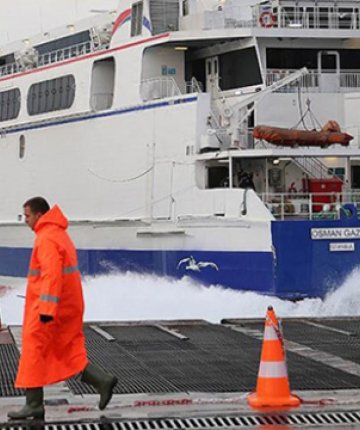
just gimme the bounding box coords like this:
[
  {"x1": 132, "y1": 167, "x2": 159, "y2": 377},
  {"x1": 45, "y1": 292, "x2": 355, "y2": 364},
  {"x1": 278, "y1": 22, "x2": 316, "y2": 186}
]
[
  {"x1": 311, "y1": 228, "x2": 360, "y2": 240},
  {"x1": 344, "y1": 228, "x2": 360, "y2": 238},
  {"x1": 311, "y1": 229, "x2": 343, "y2": 239}
]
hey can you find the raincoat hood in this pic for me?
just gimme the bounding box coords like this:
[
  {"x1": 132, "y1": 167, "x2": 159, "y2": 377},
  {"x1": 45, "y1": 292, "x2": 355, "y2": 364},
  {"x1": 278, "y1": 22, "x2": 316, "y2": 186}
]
[{"x1": 34, "y1": 204, "x2": 68, "y2": 232}]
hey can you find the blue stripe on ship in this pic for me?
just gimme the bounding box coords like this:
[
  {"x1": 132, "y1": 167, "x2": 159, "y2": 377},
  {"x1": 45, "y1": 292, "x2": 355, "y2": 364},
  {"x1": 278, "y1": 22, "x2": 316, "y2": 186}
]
[
  {"x1": 3, "y1": 218, "x2": 360, "y2": 299},
  {"x1": 3, "y1": 96, "x2": 198, "y2": 135},
  {"x1": 0, "y1": 247, "x2": 275, "y2": 295}
]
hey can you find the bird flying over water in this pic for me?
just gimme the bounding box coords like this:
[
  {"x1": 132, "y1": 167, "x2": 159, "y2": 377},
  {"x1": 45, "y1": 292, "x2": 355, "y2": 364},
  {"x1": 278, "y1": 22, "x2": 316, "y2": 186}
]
[{"x1": 177, "y1": 256, "x2": 219, "y2": 271}]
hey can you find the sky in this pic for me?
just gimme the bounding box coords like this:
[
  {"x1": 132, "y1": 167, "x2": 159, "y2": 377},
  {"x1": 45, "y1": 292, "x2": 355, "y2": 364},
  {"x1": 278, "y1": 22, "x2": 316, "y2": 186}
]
[
  {"x1": 0, "y1": 0, "x2": 119, "y2": 44},
  {"x1": 0, "y1": 0, "x2": 261, "y2": 45}
]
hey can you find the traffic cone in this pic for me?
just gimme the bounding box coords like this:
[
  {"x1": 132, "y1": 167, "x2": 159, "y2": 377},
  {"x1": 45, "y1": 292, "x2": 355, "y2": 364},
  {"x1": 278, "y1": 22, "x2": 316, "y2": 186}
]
[{"x1": 247, "y1": 305, "x2": 300, "y2": 408}]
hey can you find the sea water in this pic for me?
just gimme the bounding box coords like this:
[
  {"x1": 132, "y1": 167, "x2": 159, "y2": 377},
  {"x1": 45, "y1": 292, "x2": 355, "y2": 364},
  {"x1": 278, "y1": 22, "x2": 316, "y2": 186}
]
[{"x1": 1, "y1": 267, "x2": 360, "y2": 325}]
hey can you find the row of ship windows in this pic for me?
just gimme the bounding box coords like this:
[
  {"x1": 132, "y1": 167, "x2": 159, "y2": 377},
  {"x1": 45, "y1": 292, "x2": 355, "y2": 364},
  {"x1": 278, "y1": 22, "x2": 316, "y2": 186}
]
[{"x1": 0, "y1": 75, "x2": 75, "y2": 121}]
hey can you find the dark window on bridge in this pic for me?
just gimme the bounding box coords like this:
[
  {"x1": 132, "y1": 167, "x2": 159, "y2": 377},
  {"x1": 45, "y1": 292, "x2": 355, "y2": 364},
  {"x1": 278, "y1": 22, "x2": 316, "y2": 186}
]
[
  {"x1": 267, "y1": 48, "x2": 360, "y2": 70},
  {"x1": 182, "y1": 0, "x2": 189, "y2": 16},
  {"x1": 0, "y1": 53, "x2": 15, "y2": 68},
  {"x1": 131, "y1": 1, "x2": 144, "y2": 36},
  {"x1": 219, "y1": 47, "x2": 263, "y2": 90},
  {"x1": 35, "y1": 31, "x2": 90, "y2": 55}
]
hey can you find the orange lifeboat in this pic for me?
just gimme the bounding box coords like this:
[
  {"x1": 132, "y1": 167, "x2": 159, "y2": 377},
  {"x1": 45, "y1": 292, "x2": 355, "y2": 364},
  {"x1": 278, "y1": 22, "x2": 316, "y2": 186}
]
[{"x1": 253, "y1": 121, "x2": 353, "y2": 148}]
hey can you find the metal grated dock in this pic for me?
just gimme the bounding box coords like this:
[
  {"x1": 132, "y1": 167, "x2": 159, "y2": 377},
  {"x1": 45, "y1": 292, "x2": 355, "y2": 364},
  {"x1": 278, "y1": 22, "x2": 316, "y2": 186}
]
[
  {"x1": 3, "y1": 318, "x2": 360, "y2": 398},
  {"x1": 3, "y1": 410, "x2": 360, "y2": 429},
  {"x1": 0, "y1": 345, "x2": 24, "y2": 397},
  {"x1": 65, "y1": 320, "x2": 360, "y2": 395},
  {"x1": 225, "y1": 317, "x2": 360, "y2": 365}
]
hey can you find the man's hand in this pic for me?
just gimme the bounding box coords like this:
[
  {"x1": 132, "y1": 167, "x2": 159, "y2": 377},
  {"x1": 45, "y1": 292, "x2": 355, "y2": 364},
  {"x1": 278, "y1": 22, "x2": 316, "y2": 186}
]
[{"x1": 40, "y1": 314, "x2": 53, "y2": 323}]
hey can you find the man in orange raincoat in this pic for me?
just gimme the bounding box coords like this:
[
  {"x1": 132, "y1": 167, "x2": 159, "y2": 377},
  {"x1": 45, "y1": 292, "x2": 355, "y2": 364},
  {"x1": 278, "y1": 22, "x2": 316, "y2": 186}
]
[{"x1": 8, "y1": 197, "x2": 118, "y2": 420}]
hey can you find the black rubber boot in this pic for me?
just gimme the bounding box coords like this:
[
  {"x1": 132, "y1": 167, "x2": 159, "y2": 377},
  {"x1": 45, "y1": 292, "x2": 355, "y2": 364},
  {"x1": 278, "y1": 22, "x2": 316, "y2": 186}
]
[
  {"x1": 81, "y1": 363, "x2": 118, "y2": 410},
  {"x1": 8, "y1": 387, "x2": 45, "y2": 420}
]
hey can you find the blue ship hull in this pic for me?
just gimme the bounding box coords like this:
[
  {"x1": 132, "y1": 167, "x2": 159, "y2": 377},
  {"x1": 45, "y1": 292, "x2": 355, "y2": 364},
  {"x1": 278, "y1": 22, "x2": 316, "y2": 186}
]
[
  {"x1": 1, "y1": 211, "x2": 360, "y2": 300},
  {"x1": 272, "y1": 217, "x2": 360, "y2": 299}
]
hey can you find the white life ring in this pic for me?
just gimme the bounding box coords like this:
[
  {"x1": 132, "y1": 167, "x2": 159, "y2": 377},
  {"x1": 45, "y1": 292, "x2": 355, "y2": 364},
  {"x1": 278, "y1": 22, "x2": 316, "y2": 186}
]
[{"x1": 259, "y1": 11, "x2": 275, "y2": 28}]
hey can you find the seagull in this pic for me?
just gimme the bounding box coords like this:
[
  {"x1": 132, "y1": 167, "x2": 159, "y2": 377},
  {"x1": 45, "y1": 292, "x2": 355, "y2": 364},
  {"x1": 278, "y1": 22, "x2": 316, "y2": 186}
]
[{"x1": 177, "y1": 256, "x2": 219, "y2": 272}]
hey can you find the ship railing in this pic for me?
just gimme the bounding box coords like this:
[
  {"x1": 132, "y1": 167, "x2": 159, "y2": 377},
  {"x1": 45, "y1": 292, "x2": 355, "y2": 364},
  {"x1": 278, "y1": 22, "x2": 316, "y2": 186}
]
[
  {"x1": 293, "y1": 157, "x2": 332, "y2": 180},
  {"x1": 185, "y1": 76, "x2": 231, "y2": 136},
  {"x1": 261, "y1": 190, "x2": 360, "y2": 220},
  {"x1": 265, "y1": 69, "x2": 360, "y2": 93},
  {"x1": 253, "y1": 7, "x2": 360, "y2": 30},
  {"x1": 185, "y1": 78, "x2": 204, "y2": 94},
  {"x1": 201, "y1": 4, "x2": 360, "y2": 31},
  {"x1": 140, "y1": 77, "x2": 182, "y2": 101},
  {"x1": 38, "y1": 41, "x2": 94, "y2": 66},
  {"x1": 0, "y1": 41, "x2": 97, "y2": 77},
  {"x1": 0, "y1": 63, "x2": 22, "y2": 77}
]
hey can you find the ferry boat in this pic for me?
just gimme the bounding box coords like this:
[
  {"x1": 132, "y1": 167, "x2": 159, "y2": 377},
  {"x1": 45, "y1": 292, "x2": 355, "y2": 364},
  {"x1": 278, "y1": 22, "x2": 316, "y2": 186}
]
[{"x1": 1, "y1": 0, "x2": 360, "y2": 299}]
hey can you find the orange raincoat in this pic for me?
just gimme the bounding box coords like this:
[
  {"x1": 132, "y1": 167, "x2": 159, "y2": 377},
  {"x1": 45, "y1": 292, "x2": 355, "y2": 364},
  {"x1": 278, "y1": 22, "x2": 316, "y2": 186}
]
[{"x1": 15, "y1": 205, "x2": 88, "y2": 388}]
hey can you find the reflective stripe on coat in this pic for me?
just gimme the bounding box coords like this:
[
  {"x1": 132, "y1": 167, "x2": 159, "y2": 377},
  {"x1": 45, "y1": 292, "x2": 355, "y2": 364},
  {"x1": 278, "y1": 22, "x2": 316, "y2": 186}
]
[{"x1": 15, "y1": 205, "x2": 88, "y2": 388}]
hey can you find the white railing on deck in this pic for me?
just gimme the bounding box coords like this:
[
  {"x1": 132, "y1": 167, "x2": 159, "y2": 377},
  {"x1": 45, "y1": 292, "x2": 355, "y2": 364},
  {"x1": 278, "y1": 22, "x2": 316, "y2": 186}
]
[
  {"x1": 0, "y1": 40, "x2": 99, "y2": 77},
  {"x1": 266, "y1": 69, "x2": 360, "y2": 93},
  {"x1": 253, "y1": 6, "x2": 360, "y2": 30},
  {"x1": 203, "y1": 4, "x2": 360, "y2": 31},
  {"x1": 140, "y1": 77, "x2": 182, "y2": 101},
  {"x1": 186, "y1": 77, "x2": 204, "y2": 94},
  {"x1": 0, "y1": 63, "x2": 21, "y2": 76},
  {"x1": 140, "y1": 77, "x2": 208, "y2": 102},
  {"x1": 38, "y1": 41, "x2": 93, "y2": 66},
  {"x1": 293, "y1": 157, "x2": 332, "y2": 180},
  {"x1": 260, "y1": 191, "x2": 360, "y2": 220}
]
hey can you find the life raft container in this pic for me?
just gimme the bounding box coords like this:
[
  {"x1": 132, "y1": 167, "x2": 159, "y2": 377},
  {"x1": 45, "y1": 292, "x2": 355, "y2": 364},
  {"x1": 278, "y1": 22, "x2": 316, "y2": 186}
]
[{"x1": 253, "y1": 125, "x2": 353, "y2": 148}]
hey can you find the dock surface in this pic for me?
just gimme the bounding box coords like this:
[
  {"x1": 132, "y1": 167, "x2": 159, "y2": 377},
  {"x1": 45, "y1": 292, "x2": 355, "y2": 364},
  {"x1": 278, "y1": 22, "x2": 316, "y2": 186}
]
[{"x1": 1, "y1": 317, "x2": 360, "y2": 428}]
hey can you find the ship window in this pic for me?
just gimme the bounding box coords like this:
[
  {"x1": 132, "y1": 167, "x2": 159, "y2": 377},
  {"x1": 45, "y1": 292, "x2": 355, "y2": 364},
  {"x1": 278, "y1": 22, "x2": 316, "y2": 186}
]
[
  {"x1": 267, "y1": 48, "x2": 360, "y2": 71},
  {"x1": 19, "y1": 135, "x2": 25, "y2": 159},
  {"x1": 0, "y1": 53, "x2": 15, "y2": 68},
  {"x1": 131, "y1": 1, "x2": 143, "y2": 37},
  {"x1": 328, "y1": 167, "x2": 345, "y2": 181},
  {"x1": 35, "y1": 31, "x2": 91, "y2": 55},
  {"x1": 27, "y1": 75, "x2": 75, "y2": 115},
  {"x1": 208, "y1": 166, "x2": 229, "y2": 188},
  {"x1": 182, "y1": 0, "x2": 189, "y2": 16},
  {"x1": 0, "y1": 88, "x2": 21, "y2": 121},
  {"x1": 149, "y1": 0, "x2": 179, "y2": 34},
  {"x1": 219, "y1": 47, "x2": 263, "y2": 90},
  {"x1": 90, "y1": 57, "x2": 115, "y2": 111}
]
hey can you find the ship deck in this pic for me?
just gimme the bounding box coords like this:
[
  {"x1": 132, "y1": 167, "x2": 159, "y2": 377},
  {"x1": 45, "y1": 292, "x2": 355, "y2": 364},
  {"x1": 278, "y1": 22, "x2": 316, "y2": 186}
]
[{"x1": 1, "y1": 317, "x2": 360, "y2": 429}]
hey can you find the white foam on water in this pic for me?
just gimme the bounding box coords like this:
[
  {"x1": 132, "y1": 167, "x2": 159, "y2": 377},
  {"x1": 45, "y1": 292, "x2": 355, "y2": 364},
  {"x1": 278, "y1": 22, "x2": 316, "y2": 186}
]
[{"x1": 1, "y1": 268, "x2": 360, "y2": 325}]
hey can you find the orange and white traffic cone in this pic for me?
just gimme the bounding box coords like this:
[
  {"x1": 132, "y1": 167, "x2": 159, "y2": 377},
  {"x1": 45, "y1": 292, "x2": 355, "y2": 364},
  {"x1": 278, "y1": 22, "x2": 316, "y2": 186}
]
[{"x1": 247, "y1": 305, "x2": 300, "y2": 408}]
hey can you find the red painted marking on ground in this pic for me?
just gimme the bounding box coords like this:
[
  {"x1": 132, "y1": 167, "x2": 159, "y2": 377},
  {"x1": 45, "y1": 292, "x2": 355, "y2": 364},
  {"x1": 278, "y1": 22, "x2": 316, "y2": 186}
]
[{"x1": 134, "y1": 398, "x2": 193, "y2": 407}]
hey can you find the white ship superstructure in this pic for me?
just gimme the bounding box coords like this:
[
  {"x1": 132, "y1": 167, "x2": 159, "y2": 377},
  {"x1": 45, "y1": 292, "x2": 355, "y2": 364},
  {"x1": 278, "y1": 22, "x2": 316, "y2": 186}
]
[{"x1": 1, "y1": 0, "x2": 360, "y2": 298}]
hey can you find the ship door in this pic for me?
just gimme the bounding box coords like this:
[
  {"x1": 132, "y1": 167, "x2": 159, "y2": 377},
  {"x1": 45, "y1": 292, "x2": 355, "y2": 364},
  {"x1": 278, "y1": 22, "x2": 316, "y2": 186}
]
[
  {"x1": 317, "y1": 50, "x2": 340, "y2": 92},
  {"x1": 351, "y1": 165, "x2": 360, "y2": 189},
  {"x1": 206, "y1": 56, "x2": 219, "y2": 93}
]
